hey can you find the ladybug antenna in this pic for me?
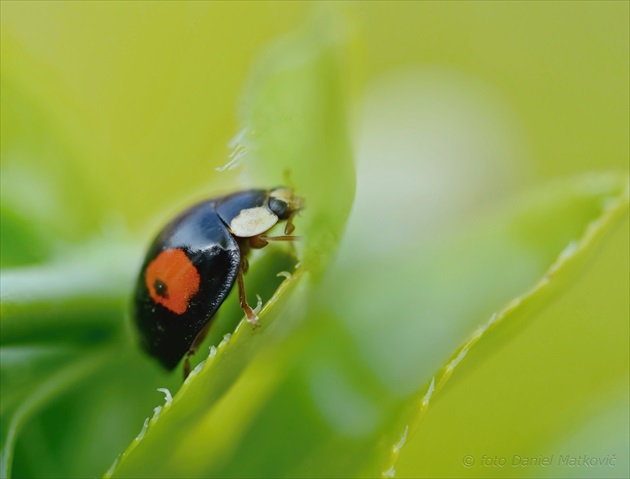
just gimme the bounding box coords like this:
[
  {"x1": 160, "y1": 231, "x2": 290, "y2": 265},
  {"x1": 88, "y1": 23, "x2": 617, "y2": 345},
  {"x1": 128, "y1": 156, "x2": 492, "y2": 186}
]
[{"x1": 283, "y1": 169, "x2": 296, "y2": 191}]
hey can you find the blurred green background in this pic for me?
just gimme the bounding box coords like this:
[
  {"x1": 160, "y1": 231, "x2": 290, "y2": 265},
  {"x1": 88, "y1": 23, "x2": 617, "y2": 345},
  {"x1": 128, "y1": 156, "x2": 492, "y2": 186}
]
[{"x1": 1, "y1": 2, "x2": 628, "y2": 478}]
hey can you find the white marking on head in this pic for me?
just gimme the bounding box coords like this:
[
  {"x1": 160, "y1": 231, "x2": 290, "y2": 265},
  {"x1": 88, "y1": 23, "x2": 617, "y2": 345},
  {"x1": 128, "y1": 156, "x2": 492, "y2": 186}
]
[{"x1": 230, "y1": 207, "x2": 278, "y2": 237}]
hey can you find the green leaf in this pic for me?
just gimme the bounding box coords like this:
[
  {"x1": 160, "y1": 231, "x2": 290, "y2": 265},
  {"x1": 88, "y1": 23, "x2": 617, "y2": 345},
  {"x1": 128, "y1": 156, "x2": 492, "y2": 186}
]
[
  {"x1": 0, "y1": 346, "x2": 113, "y2": 478},
  {"x1": 0, "y1": 205, "x2": 52, "y2": 269},
  {"x1": 0, "y1": 241, "x2": 136, "y2": 346},
  {"x1": 375, "y1": 172, "x2": 629, "y2": 477},
  {"x1": 0, "y1": 241, "x2": 134, "y2": 478},
  {"x1": 0, "y1": 238, "x2": 187, "y2": 478}
]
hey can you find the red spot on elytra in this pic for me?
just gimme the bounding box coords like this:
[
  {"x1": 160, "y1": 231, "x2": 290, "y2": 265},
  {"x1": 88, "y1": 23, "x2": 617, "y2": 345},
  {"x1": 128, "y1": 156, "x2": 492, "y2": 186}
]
[{"x1": 145, "y1": 249, "x2": 200, "y2": 315}]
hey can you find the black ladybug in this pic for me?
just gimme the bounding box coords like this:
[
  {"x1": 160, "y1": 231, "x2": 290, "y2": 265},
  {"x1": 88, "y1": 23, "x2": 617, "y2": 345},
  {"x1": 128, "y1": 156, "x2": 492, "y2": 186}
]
[{"x1": 133, "y1": 187, "x2": 302, "y2": 377}]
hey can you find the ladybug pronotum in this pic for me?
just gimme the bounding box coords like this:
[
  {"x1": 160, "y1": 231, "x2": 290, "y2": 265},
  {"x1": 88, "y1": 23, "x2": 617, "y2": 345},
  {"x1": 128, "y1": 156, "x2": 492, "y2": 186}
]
[{"x1": 133, "y1": 187, "x2": 302, "y2": 377}]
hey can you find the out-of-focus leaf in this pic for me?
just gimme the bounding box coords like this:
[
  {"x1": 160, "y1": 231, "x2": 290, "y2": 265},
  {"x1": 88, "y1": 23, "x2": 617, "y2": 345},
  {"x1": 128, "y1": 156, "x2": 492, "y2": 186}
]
[
  {"x1": 0, "y1": 205, "x2": 52, "y2": 268},
  {"x1": 373, "y1": 173, "x2": 629, "y2": 477},
  {"x1": 0, "y1": 241, "x2": 137, "y2": 346},
  {"x1": 0, "y1": 346, "x2": 113, "y2": 478},
  {"x1": 0, "y1": 74, "x2": 108, "y2": 242},
  {"x1": 0, "y1": 240, "x2": 138, "y2": 477},
  {"x1": 0, "y1": 236, "x2": 187, "y2": 478},
  {"x1": 395, "y1": 217, "x2": 629, "y2": 478},
  {"x1": 9, "y1": 348, "x2": 180, "y2": 479}
]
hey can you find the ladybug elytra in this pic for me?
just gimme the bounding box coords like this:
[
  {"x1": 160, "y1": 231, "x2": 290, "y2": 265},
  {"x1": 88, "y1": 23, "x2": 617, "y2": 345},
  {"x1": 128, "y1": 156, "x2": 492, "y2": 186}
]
[{"x1": 133, "y1": 187, "x2": 302, "y2": 377}]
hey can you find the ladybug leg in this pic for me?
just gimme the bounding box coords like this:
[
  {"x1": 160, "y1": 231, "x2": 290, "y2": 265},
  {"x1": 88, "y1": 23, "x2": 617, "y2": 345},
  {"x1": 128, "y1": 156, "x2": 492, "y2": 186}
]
[
  {"x1": 284, "y1": 213, "x2": 296, "y2": 235},
  {"x1": 237, "y1": 258, "x2": 260, "y2": 328},
  {"x1": 239, "y1": 241, "x2": 251, "y2": 272},
  {"x1": 259, "y1": 235, "x2": 301, "y2": 242},
  {"x1": 249, "y1": 231, "x2": 301, "y2": 249},
  {"x1": 248, "y1": 235, "x2": 268, "y2": 249},
  {"x1": 183, "y1": 320, "x2": 212, "y2": 379},
  {"x1": 241, "y1": 255, "x2": 249, "y2": 273},
  {"x1": 249, "y1": 234, "x2": 300, "y2": 257}
]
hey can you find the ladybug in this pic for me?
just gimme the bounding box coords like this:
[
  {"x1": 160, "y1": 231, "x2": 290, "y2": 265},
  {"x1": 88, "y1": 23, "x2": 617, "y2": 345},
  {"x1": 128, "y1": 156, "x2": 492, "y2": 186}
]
[{"x1": 133, "y1": 187, "x2": 302, "y2": 377}]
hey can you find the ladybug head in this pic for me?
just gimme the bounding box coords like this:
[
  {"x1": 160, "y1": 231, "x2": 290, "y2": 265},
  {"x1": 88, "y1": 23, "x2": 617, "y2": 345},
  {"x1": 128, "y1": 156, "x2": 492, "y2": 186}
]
[{"x1": 268, "y1": 187, "x2": 304, "y2": 220}]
